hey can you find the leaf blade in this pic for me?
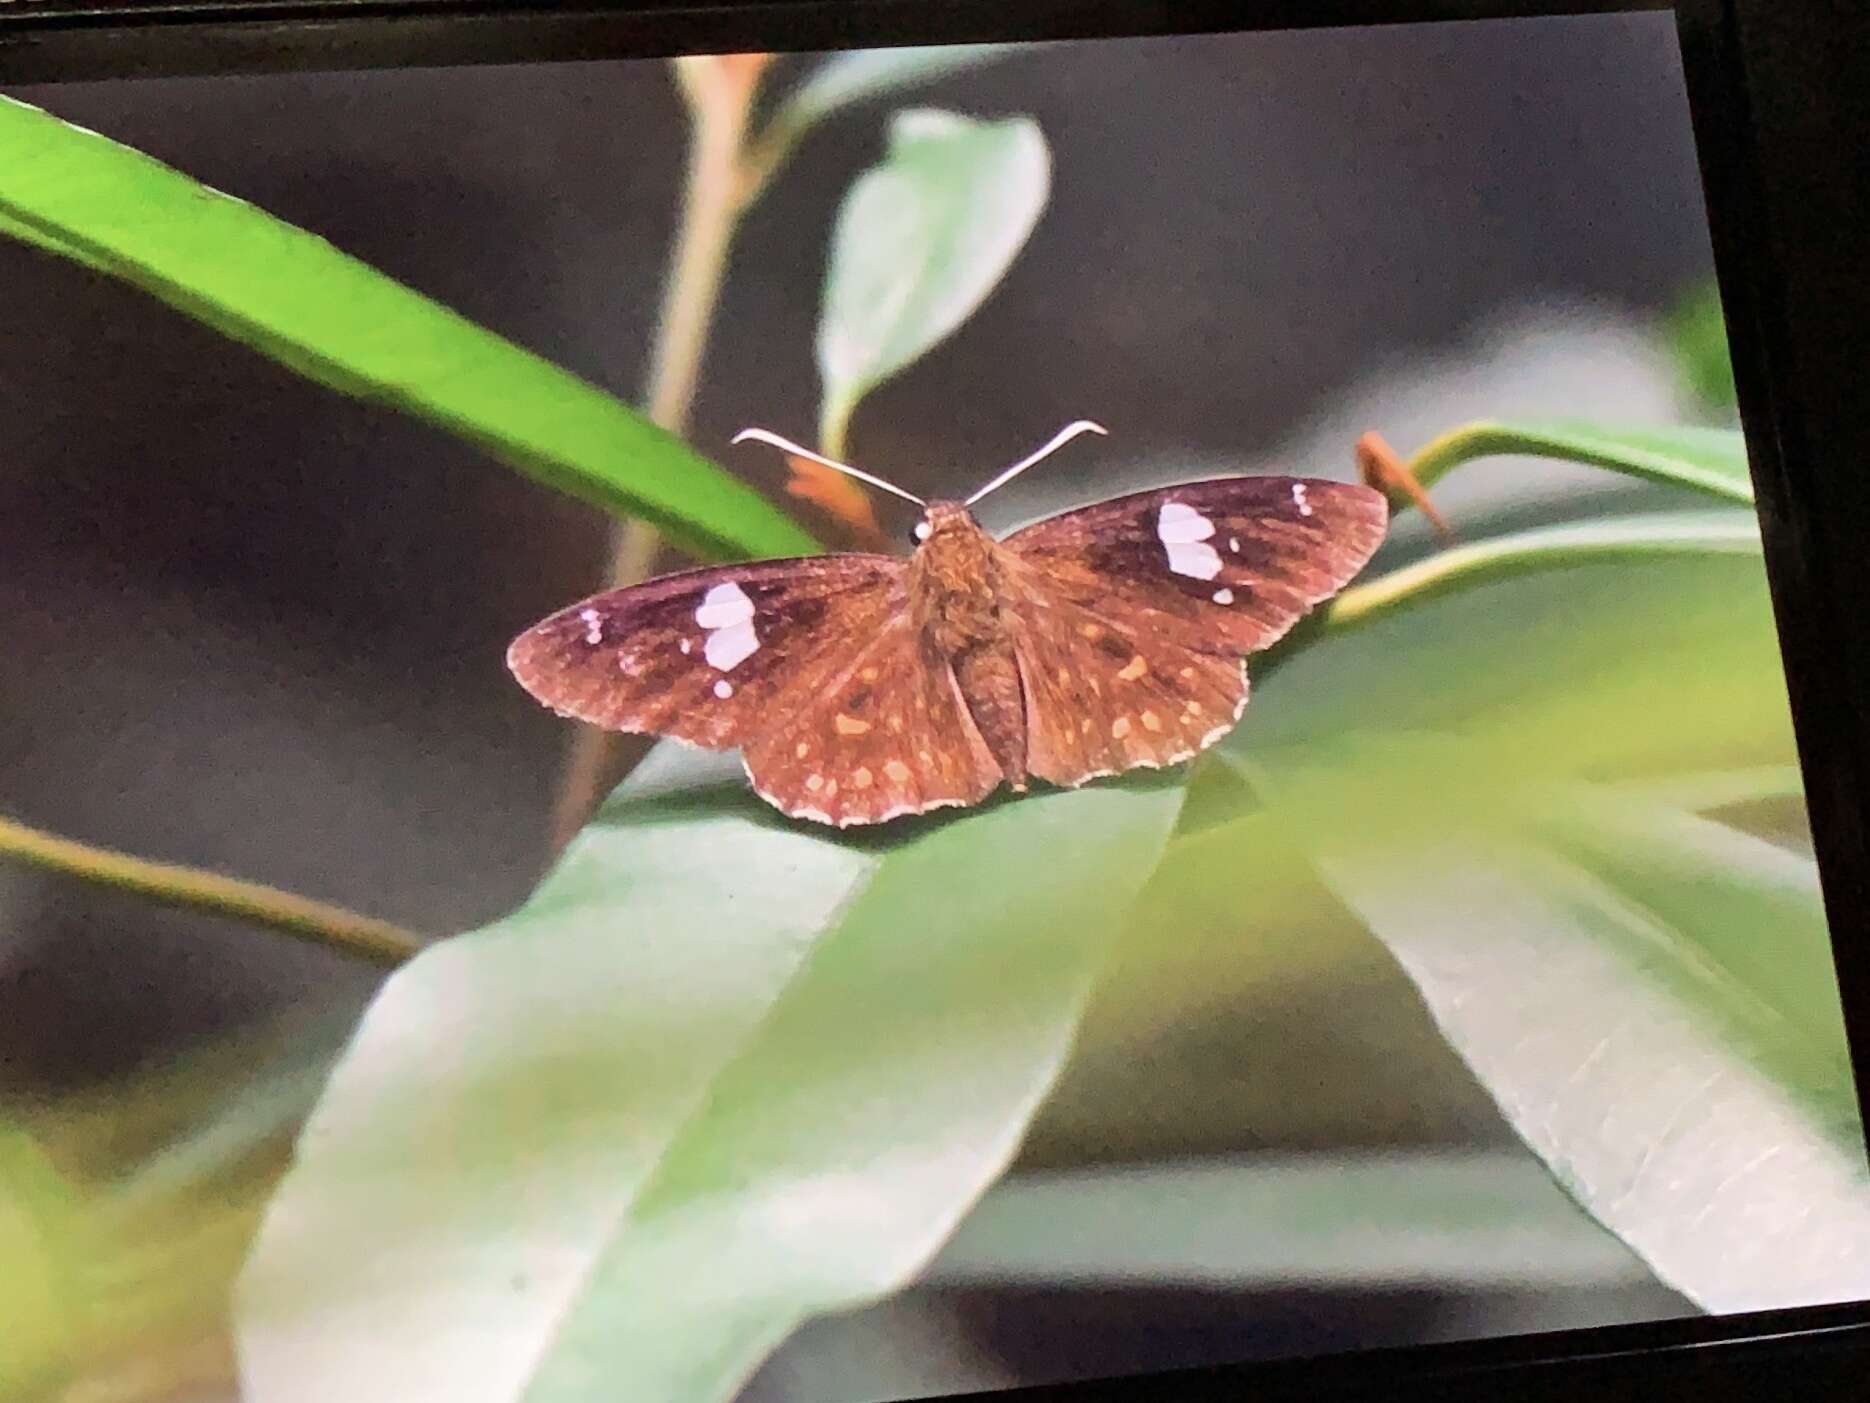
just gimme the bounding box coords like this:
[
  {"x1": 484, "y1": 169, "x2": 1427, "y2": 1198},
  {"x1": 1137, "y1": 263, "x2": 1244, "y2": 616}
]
[
  {"x1": 0, "y1": 94, "x2": 815, "y2": 561},
  {"x1": 772, "y1": 45, "x2": 1021, "y2": 141},
  {"x1": 235, "y1": 749, "x2": 1180, "y2": 1403},
  {"x1": 1240, "y1": 728, "x2": 1867, "y2": 1313},
  {"x1": 816, "y1": 110, "x2": 1050, "y2": 454},
  {"x1": 1407, "y1": 420, "x2": 1753, "y2": 507},
  {"x1": 1308, "y1": 828, "x2": 1870, "y2": 1313}
]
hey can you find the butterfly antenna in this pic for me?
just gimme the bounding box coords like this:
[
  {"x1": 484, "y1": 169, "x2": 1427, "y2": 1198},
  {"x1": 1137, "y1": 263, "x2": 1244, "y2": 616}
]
[
  {"x1": 963, "y1": 420, "x2": 1110, "y2": 507},
  {"x1": 731, "y1": 428, "x2": 927, "y2": 507}
]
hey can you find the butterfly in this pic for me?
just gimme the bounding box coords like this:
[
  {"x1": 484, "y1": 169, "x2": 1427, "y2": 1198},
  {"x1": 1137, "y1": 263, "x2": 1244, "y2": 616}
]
[{"x1": 508, "y1": 421, "x2": 1389, "y2": 827}]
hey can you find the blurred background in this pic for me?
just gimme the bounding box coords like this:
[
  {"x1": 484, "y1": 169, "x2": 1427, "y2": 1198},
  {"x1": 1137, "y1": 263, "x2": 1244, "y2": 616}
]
[{"x1": 0, "y1": 11, "x2": 1753, "y2": 1400}]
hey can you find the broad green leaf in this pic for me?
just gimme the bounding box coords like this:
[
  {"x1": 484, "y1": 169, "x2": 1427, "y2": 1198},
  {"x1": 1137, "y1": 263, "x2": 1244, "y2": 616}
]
[
  {"x1": 770, "y1": 44, "x2": 1020, "y2": 146},
  {"x1": 0, "y1": 94, "x2": 815, "y2": 561},
  {"x1": 0, "y1": 1125, "x2": 81, "y2": 1398},
  {"x1": 1248, "y1": 543, "x2": 1790, "y2": 781},
  {"x1": 1033, "y1": 526, "x2": 1795, "y2": 1168},
  {"x1": 1281, "y1": 791, "x2": 1868, "y2": 1313},
  {"x1": 1223, "y1": 549, "x2": 1864, "y2": 1315},
  {"x1": 236, "y1": 747, "x2": 1180, "y2": 1403},
  {"x1": 816, "y1": 110, "x2": 1049, "y2": 454},
  {"x1": 1533, "y1": 786, "x2": 1853, "y2": 1102},
  {"x1": 1403, "y1": 420, "x2": 1752, "y2": 509},
  {"x1": 929, "y1": 1150, "x2": 1651, "y2": 1291}
]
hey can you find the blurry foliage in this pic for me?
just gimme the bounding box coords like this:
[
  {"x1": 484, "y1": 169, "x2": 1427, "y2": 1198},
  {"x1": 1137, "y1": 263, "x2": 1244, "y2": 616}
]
[
  {"x1": 0, "y1": 41, "x2": 1854, "y2": 1403},
  {"x1": 1666, "y1": 280, "x2": 1740, "y2": 416},
  {"x1": 815, "y1": 109, "x2": 1050, "y2": 457},
  {"x1": 0, "y1": 1020, "x2": 336, "y2": 1403},
  {"x1": 0, "y1": 1126, "x2": 79, "y2": 1398}
]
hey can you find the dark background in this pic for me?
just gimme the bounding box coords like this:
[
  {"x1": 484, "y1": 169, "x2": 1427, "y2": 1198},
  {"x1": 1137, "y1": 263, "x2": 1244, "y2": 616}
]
[{"x1": 0, "y1": 12, "x2": 1716, "y2": 1393}]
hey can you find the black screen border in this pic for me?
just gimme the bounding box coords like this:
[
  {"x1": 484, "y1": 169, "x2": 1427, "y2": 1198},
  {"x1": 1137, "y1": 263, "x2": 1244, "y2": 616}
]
[{"x1": 5, "y1": 3, "x2": 1868, "y2": 1402}]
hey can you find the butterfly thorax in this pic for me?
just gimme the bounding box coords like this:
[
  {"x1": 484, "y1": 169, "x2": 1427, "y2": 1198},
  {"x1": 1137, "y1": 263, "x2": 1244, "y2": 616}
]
[
  {"x1": 906, "y1": 500, "x2": 1031, "y2": 789},
  {"x1": 907, "y1": 502, "x2": 1006, "y2": 651}
]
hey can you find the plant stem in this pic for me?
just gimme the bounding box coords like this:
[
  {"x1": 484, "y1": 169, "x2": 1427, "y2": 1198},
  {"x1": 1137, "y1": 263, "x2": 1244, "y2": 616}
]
[
  {"x1": 0, "y1": 815, "x2": 421, "y2": 968},
  {"x1": 1318, "y1": 513, "x2": 1760, "y2": 635},
  {"x1": 549, "y1": 56, "x2": 769, "y2": 848}
]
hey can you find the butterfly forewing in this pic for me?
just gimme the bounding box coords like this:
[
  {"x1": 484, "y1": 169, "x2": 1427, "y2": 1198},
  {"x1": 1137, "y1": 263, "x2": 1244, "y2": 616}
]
[
  {"x1": 998, "y1": 476, "x2": 1387, "y2": 786},
  {"x1": 1003, "y1": 476, "x2": 1389, "y2": 657},
  {"x1": 506, "y1": 555, "x2": 903, "y2": 750}
]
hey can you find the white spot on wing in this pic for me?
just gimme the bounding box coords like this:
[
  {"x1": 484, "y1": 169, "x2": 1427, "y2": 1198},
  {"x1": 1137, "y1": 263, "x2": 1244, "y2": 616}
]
[
  {"x1": 695, "y1": 581, "x2": 755, "y2": 629},
  {"x1": 1158, "y1": 501, "x2": 1222, "y2": 578},
  {"x1": 1156, "y1": 500, "x2": 1216, "y2": 544},
  {"x1": 713, "y1": 679, "x2": 734, "y2": 699},
  {"x1": 696, "y1": 581, "x2": 760, "y2": 671},
  {"x1": 704, "y1": 620, "x2": 759, "y2": 671},
  {"x1": 1212, "y1": 587, "x2": 1234, "y2": 604},
  {"x1": 1292, "y1": 482, "x2": 1314, "y2": 517},
  {"x1": 1167, "y1": 541, "x2": 1223, "y2": 580},
  {"x1": 579, "y1": 607, "x2": 603, "y2": 645},
  {"x1": 679, "y1": 639, "x2": 692, "y2": 655}
]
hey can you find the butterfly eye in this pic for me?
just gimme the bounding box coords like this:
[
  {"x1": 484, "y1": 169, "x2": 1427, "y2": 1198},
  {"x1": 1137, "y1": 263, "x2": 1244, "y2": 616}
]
[{"x1": 910, "y1": 520, "x2": 933, "y2": 546}]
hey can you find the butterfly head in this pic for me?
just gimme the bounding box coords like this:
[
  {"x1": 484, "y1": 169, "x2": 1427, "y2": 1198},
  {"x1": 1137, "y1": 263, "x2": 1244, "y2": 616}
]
[{"x1": 910, "y1": 500, "x2": 979, "y2": 547}]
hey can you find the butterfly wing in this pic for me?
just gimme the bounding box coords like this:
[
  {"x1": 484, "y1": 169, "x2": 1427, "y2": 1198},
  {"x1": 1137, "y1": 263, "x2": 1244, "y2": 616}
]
[
  {"x1": 997, "y1": 476, "x2": 1387, "y2": 785},
  {"x1": 740, "y1": 613, "x2": 1003, "y2": 826},
  {"x1": 506, "y1": 555, "x2": 905, "y2": 748},
  {"x1": 507, "y1": 553, "x2": 1005, "y2": 823}
]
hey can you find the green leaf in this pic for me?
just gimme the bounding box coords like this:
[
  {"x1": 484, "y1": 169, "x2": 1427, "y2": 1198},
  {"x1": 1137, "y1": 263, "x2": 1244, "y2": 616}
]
[
  {"x1": 929, "y1": 1150, "x2": 1651, "y2": 1291},
  {"x1": 0, "y1": 94, "x2": 815, "y2": 561},
  {"x1": 235, "y1": 747, "x2": 1180, "y2": 1403},
  {"x1": 816, "y1": 110, "x2": 1050, "y2": 455},
  {"x1": 1405, "y1": 420, "x2": 1753, "y2": 508},
  {"x1": 1278, "y1": 781, "x2": 1868, "y2": 1313},
  {"x1": 771, "y1": 45, "x2": 1020, "y2": 144},
  {"x1": 0, "y1": 1125, "x2": 82, "y2": 1398},
  {"x1": 1214, "y1": 530, "x2": 1867, "y2": 1311},
  {"x1": 1665, "y1": 281, "x2": 1739, "y2": 414}
]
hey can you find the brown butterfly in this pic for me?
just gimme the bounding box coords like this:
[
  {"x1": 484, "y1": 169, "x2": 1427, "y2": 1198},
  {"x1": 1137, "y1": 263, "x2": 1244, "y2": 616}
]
[{"x1": 508, "y1": 422, "x2": 1389, "y2": 827}]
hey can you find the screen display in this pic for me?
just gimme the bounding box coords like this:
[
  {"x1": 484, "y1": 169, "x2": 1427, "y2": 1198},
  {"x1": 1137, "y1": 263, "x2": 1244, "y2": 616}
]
[{"x1": 1, "y1": 11, "x2": 1864, "y2": 1403}]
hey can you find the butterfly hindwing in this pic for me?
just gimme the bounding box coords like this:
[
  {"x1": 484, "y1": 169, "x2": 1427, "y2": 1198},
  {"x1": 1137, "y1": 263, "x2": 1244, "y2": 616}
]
[
  {"x1": 506, "y1": 555, "x2": 904, "y2": 750},
  {"x1": 1006, "y1": 597, "x2": 1252, "y2": 785},
  {"x1": 741, "y1": 616, "x2": 1003, "y2": 826},
  {"x1": 998, "y1": 476, "x2": 1387, "y2": 786}
]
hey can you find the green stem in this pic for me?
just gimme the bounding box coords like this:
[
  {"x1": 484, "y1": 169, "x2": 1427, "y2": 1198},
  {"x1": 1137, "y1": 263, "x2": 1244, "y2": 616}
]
[
  {"x1": 0, "y1": 815, "x2": 421, "y2": 968},
  {"x1": 1320, "y1": 513, "x2": 1762, "y2": 635},
  {"x1": 1399, "y1": 421, "x2": 1753, "y2": 513}
]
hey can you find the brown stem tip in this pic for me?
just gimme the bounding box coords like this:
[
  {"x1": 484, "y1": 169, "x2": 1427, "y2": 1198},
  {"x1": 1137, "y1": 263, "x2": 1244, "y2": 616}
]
[{"x1": 1356, "y1": 430, "x2": 1457, "y2": 544}]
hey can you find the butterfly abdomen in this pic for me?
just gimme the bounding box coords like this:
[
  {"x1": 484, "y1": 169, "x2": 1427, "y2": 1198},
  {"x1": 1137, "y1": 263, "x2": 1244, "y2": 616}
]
[
  {"x1": 953, "y1": 644, "x2": 1029, "y2": 789},
  {"x1": 906, "y1": 504, "x2": 1030, "y2": 788}
]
